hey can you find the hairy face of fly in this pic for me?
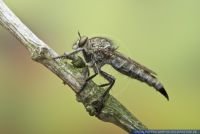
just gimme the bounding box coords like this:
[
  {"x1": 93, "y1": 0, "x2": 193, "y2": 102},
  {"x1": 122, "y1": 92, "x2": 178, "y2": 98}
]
[{"x1": 72, "y1": 36, "x2": 88, "y2": 50}]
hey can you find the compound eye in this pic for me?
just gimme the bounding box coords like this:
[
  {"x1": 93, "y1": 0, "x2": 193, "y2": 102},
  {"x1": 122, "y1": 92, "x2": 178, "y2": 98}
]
[{"x1": 79, "y1": 36, "x2": 88, "y2": 47}]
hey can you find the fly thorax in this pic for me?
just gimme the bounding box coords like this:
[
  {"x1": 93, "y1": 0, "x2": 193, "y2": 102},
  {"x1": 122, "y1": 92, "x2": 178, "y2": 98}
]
[
  {"x1": 88, "y1": 38, "x2": 112, "y2": 51},
  {"x1": 93, "y1": 51, "x2": 107, "y2": 63},
  {"x1": 84, "y1": 42, "x2": 97, "y2": 54}
]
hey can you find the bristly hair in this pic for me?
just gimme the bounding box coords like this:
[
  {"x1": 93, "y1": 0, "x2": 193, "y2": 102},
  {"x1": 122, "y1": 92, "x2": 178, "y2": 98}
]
[
  {"x1": 90, "y1": 36, "x2": 119, "y2": 50},
  {"x1": 78, "y1": 31, "x2": 81, "y2": 39}
]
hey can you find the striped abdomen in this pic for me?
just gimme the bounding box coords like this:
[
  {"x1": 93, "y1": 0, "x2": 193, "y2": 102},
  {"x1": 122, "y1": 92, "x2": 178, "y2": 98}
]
[{"x1": 109, "y1": 52, "x2": 169, "y2": 100}]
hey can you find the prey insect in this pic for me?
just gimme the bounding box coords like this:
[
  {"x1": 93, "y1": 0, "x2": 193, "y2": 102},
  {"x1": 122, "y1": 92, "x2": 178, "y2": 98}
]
[{"x1": 54, "y1": 33, "x2": 169, "y2": 112}]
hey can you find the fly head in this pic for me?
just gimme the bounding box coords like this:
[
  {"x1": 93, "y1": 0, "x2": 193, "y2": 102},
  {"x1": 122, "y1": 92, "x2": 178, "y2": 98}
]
[{"x1": 72, "y1": 32, "x2": 88, "y2": 50}]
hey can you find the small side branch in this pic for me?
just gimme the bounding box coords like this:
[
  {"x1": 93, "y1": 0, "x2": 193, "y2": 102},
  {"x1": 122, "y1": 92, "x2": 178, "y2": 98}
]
[{"x1": 0, "y1": 0, "x2": 147, "y2": 133}]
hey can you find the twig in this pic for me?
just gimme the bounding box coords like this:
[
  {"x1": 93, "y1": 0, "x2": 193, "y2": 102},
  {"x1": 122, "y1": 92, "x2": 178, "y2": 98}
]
[{"x1": 0, "y1": 0, "x2": 147, "y2": 133}]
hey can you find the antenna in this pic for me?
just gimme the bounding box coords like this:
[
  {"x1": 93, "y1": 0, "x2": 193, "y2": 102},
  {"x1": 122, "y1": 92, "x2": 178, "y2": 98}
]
[{"x1": 78, "y1": 31, "x2": 81, "y2": 39}]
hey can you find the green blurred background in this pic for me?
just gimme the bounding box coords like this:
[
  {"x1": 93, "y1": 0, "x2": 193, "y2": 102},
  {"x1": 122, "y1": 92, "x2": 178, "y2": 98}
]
[{"x1": 0, "y1": 0, "x2": 200, "y2": 133}]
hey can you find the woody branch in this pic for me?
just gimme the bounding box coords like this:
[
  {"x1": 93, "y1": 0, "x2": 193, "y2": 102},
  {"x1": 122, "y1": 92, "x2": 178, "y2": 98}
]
[{"x1": 0, "y1": 0, "x2": 147, "y2": 133}]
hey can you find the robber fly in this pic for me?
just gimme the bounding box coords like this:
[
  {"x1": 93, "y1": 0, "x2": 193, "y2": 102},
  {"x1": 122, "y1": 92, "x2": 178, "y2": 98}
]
[{"x1": 54, "y1": 33, "x2": 169, "y2": 110}]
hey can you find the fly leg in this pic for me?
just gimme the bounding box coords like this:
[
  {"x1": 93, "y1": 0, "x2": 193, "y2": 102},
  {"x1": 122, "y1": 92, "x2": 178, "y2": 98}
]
[
  {"x1": 92, "y1": 68, "x2": 115, "y2": 113},
  {"x1": 85, "y1": 61, "x2": 97, "y2": 81},
  {"x1": 53, "y1": 48, "x2": 83, "y2": 60},
  {"x1": 99, "y1": 69, "x2": 115, "y2": 99},
  {"x1": 78, "y1": 65, "x2": 98, "y2": 93}
]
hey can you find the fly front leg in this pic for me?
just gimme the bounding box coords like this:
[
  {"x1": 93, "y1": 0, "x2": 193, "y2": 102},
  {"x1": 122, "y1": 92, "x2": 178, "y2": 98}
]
[{"x1": 53, "y1": 48, "x2": 83, "y2": 60}]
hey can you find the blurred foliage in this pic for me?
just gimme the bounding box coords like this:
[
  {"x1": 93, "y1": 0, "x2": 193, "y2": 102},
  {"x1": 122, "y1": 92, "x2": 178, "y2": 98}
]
[{"x1": 0, "y1": 0, "x2": 200, "y2": 134}]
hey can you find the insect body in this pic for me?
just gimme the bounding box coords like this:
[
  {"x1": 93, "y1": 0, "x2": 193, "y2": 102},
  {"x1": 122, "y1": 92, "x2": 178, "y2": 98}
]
[
  {"x1": 110, "y1": 51, "x2": 168, "y2": 99},
  {"x1": 55, "y1": 33, "x2": 169, "y2": 111}
]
